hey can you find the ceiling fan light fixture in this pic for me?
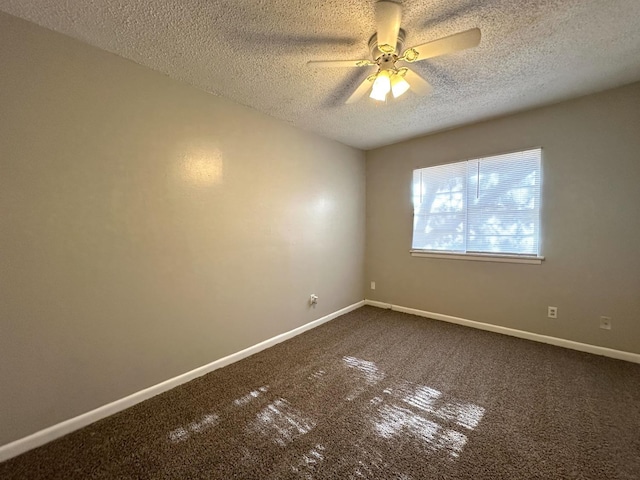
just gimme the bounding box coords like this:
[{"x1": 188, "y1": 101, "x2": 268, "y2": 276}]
[
  {"x1": 391, "y1": 72, "x2": 410, "y2": 98},
  {"x1": 307, "y1": 1, "x2": 481, "y2": 105},
  {"x1": 370, "y1": 70, "x2": 391, "y2": 101}
]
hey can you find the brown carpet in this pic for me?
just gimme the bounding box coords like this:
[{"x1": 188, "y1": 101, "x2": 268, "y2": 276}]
[{"x1": 2, "y1": 306, "x2": 639, "y2": 479}]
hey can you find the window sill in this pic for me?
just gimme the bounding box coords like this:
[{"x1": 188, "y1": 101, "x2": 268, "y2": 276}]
[{"x1": 410, "y1": 250, "x2": 544, "y2": 264}]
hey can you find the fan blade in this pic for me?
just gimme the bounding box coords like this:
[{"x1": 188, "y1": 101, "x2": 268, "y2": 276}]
[
  {"x1": 376, "y1": 1, "x2": 402, "y2": 54},
  {"x1": 345, "y1": 75, "x2": 376, "y2": 104},
  {"x1": 402, "y1": 28, "x2": 481, "y2": 62},
  {"x1": 307, "y1": 59, "x2": 375, "y2": 68},
  {"x1": 404, "y1": 68, "x2": 433, "y2": 96}
]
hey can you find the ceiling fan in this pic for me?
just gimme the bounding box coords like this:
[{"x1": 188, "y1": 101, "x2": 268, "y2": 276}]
[{"x1": 307, "y1": 1, "x2": 481, "y2": 104}]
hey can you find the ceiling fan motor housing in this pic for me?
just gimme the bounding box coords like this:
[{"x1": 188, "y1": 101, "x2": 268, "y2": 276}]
[{"x1": 377, "y1": 53, "x2": 397, "y2": 71}]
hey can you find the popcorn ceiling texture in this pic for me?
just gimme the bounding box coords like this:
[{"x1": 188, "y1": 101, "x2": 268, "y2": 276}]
[{"x1": 1, "y1": 0, "x2": 640, "y2": 149}]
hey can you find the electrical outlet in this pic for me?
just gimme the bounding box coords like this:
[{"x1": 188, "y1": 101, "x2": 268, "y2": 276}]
[
  {"x1": 370, "y1": 281, "x2": 376, "y2": 290},
  {"x1": 547, "y1": 306, "x2": 558, "y2": 319},
  {"x1": 309, "y1": 294, "x2": 318, "y2": 306},
  {"x1": 600, "y1": 316, "x2": 612, "y2": 330}
]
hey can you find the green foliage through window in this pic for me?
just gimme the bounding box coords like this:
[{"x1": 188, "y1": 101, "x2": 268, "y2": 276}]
[{"x1": 412, "y1": 149, "x2": 541, "y2": 256}]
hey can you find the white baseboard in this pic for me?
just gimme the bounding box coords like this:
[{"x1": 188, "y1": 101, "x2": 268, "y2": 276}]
[
  {"x1": 364, "y1": 300, "x2": 640, "y2": 364},
  {"x1": 0, "y1": 300, "x2": 365, "y2": 463},
  {"x1": 363, "y1": 299, "x2": 391, "y2": 309}
]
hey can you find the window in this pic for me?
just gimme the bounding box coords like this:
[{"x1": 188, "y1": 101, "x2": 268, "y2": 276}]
[{"x1": 411, "y1": 148, "x2": 542, "y2": 262}]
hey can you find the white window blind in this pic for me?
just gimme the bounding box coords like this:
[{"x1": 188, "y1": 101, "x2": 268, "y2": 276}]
[{"x1": 412, "y1": 148, "x2": 542, "y2": 256}]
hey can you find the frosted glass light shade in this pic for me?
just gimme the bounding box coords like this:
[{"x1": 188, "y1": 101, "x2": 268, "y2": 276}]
[
  {"x1": 370, "y1": 70, "x2": 391, "y2": 101},
  {"x1": 391, "y1": 73, "x2": 410, "y2": 98}
]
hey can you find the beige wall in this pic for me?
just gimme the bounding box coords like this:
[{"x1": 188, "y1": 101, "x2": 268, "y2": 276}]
[
  {"x1": 2, "y1": 8, "x2": 639, "y2": 451},
  {"x1": 366, "y1": 82, "x2": 640, "y2": 355},
  {"x1": 0, "y1": 12, "x2": 365, "y2": 445}
]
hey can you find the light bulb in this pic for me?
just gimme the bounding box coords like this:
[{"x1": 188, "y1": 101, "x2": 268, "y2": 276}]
[
  {"x1": 391, "y1": 73, "x2": 410, "y2": 98},
  {"x1": 370, "y1": 70, "x2": 391, "y2": 101},
  {"x1": 370, "y1": 86, "x2": 388, "y2": 101}
]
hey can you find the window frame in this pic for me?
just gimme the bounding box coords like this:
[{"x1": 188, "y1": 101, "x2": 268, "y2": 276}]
[{"x1": 410, "y1": 147, "x2": 545, "y2": 264}]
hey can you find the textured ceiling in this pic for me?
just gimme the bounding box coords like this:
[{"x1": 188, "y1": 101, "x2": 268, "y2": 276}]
[{"x1": 2, "y1": 1, "x2": 640, "y2": 149}]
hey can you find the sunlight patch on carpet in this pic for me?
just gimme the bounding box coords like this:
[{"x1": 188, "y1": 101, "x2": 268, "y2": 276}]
[
  {"x1": 168, "y1": 413, "x2": 220, "y2": 443},
  {"x1": 234, "y1": 386, "x2": 269, "y2": 407},
  {"x1": 373, "y1": 382, "x2": 485, "y2": 458},
  {"x1": 290, "y1": 444, "x2": 325, "y2": 477},
  {"x1": 345, "y1": 444, "x2": 413, "y2": 480},
  {"x1": 342, "y1": 356, "x2": 385, "y2": 384},
  {"x1": 342, "y1": 356, "x2": 385, "y2": 401},
  {"x1": 394, "y1": 383, "x2": 485, "y2": 430},
  {"x1": 400, "y1": 385, "x2": 441, "y2": 411},
  {"x1": 249, "y1": 398, "x2": 316, "y2": 447},
  {"x1": 308, "y1": 369, "x2": 326, "y2": 380},
  {"x1": 374, "y1": 404, "x2": 467, "y2": 458}
]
